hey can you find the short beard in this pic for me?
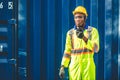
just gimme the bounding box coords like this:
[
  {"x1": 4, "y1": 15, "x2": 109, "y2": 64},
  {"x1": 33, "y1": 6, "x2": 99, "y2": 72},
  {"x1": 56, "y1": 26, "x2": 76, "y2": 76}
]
[
  {"x1": 78, "y1": 25, "x2": 83, "y2": 28},
  {"x1": 77, "y1": 23, "x2": 85, "y2": 28}
]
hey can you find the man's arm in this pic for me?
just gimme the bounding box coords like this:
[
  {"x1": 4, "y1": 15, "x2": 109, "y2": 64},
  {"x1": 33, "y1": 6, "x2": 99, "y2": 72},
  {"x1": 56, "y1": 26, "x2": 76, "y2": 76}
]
[
  {"x1": 59, "y1": 31, "x2": 72, "y2": 79},
  {"x1": 83, "y1": 28, "x2": 100, "y2": 53},
  {"x1": 61, "y1": 31, "x2": 72, "y2": 68}
]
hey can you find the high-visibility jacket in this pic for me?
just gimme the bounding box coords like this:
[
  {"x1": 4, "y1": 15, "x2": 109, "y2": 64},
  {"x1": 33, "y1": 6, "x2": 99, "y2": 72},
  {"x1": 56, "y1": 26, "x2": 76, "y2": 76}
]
[{"x1": 61, "y1": 25, "x2": 100, "y2": 80}]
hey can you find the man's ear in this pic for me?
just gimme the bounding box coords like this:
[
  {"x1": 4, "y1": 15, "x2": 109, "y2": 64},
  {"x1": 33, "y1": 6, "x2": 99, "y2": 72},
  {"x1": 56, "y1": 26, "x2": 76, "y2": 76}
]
[{"x1": 84, "y1": 16, "x2": 87, "y2": 21}]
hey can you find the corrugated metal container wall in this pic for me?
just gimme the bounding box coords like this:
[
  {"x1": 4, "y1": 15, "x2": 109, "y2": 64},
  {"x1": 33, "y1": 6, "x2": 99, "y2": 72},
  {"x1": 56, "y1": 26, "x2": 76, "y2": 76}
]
[{"x1": 27, "y1": 0, "x2": 120, "y2": 80}]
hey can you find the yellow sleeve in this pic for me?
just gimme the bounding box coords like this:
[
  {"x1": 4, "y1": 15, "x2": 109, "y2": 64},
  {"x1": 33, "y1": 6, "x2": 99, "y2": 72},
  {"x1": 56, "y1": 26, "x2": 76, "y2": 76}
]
[
  {"x1": 86, "y1": 28, "x2": 100, "y2": 53},
  {"x1": 61, "y1": 31, "x2": 72, "y2": 68}
]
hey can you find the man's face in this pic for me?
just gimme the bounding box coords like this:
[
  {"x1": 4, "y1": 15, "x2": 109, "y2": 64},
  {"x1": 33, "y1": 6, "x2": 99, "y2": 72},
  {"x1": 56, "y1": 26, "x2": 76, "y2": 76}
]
[{"x1": 74, "y1": 13, "x2": 86, "y2": 27}]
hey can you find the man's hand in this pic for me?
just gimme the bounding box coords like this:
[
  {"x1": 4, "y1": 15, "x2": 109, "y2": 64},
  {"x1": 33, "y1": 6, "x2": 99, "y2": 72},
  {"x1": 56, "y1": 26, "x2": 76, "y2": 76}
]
[
  {"x1": 83, "y1": 36, "x2": 88, "y2": 43},
  {"x1": 76, "y1": 27, "x2": 84, "y2": 38},
  {"x1": 59, "y1": 66, "x2": 65, "y2": 79}
]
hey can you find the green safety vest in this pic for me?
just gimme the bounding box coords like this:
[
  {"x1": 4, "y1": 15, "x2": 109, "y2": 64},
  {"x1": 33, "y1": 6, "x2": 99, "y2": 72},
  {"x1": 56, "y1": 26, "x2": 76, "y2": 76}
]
[{"x1": 61, "y1": 26, "x2": 100, "y2": 80}]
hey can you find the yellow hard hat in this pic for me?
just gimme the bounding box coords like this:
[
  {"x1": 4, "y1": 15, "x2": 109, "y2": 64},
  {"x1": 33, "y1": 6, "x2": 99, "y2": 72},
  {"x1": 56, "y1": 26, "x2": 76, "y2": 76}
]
[{"x1": 73, "y1": 6, "x2": 88, "y2": 16}]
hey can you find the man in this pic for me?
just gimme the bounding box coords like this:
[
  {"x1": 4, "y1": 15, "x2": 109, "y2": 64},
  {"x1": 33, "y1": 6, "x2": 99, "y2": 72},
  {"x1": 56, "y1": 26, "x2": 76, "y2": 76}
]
[{"x1": 59, "y1": 6, "x2": 100, "y2": 80}]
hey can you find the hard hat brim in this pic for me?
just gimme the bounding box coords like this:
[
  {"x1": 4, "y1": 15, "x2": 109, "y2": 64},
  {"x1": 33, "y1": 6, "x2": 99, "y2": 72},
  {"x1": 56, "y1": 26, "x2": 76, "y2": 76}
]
[{"x1": 72, "y1": 11, "x2": 88, "y2": 16}]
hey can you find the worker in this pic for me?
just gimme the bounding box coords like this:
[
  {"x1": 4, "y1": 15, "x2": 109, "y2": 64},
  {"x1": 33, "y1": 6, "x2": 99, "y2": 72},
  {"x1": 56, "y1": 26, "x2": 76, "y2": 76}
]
[{"x1": 59, "y1": 6, "x2": 100, "y2": 80}]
